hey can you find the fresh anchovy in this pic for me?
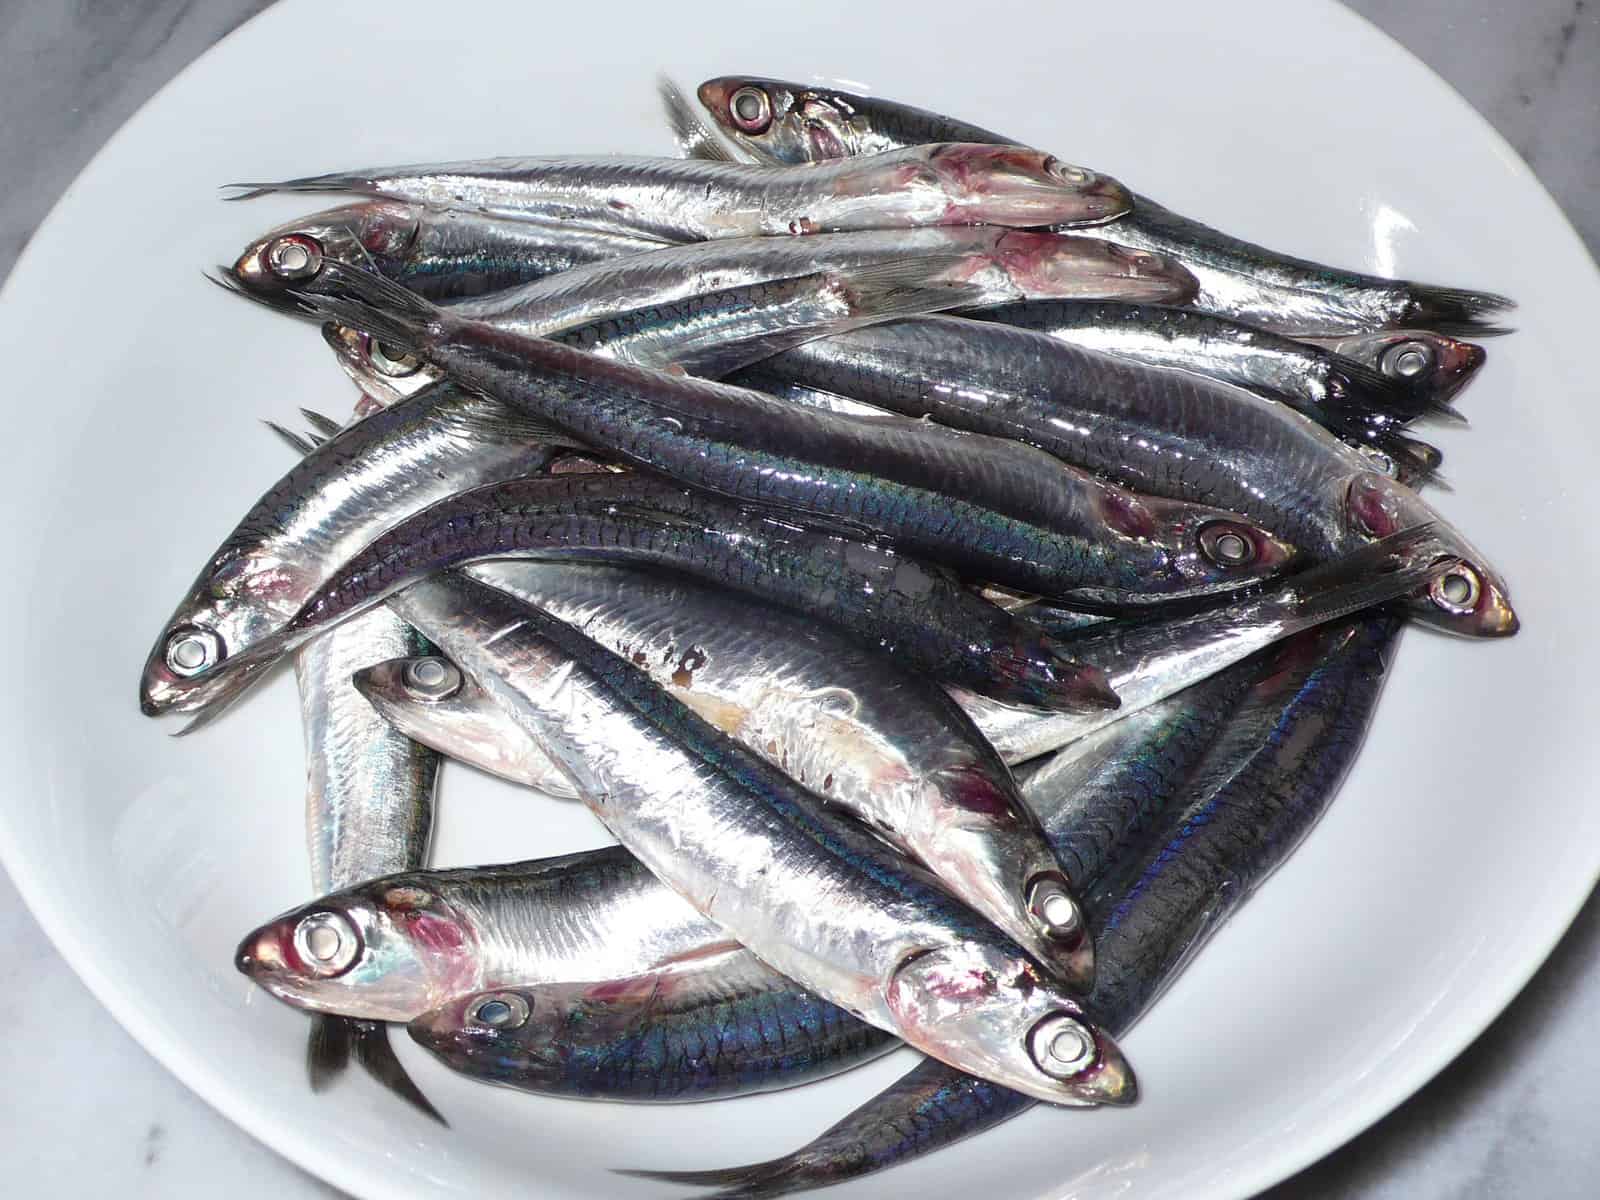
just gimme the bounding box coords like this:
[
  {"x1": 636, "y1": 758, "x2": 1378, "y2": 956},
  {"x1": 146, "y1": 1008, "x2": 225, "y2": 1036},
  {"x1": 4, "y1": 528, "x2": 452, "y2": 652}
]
[
  {"x1": 388, "y1": 571, "x2": 1134, "y2": 1106},
  {"x1": 230, "y1": 201, "x2": 663, "y2": 303},
  {"x1": 975, "y1": 299, "x2": 1456, "y2": 470},
  {"x1": 626, "y1": 613, "x2": 1399, "y2": 1198},
  {"x1": 689, "y1": 76, "x2": 1514, "y2": 336},
  {"x1": 1300, "y1": 329, "x2": 1489, "y2": 410},
  {"x1": 414, "y1": 561, "x2": 1096, "y2": 984},
  {"x1": 281, "y1": 265, "x2": 1293, "y2": 609},
  {"x1": 277, "y1": 471, "x2": 1112, "y2": 711},
  {"x1": 294, "y1": 606, "x2": 442, "y2": 1122},
  {"x1": 222, "y1": 145, "x2": 1132, "y2": 239},
  {"x1": 137, "y1": 381, "x2": 561, "y2": 720},
  {"x1": 959, "y1": 525, "x2": 1449, "y2": 763},
  {"x1": 352, "y1": 655, "x2": 579, "y2": 801},
  {"x1": 314, "y1": 259, "x2": 987, "y2": 402},
  {"x1": 409, "y1": 947, "x2": 899, "y2": 1102},
  {"x1": 739, "y1": 315, "x2": 1516, "y2": 636}
]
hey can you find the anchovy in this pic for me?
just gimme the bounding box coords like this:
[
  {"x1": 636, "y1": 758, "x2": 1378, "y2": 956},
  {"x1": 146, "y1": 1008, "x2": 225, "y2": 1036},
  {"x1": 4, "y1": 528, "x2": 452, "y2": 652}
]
[
  {"x1": 623, "y1": 613, "x2": 1400, "y2": 1198},
  {"x1": 387, "y1": 570, "x2": 1133, "y2": 1106},
  {"x1": 409, "y1": 951, "x2": 899, "y2": 1102},
  {"x1": 1299, "y1": 329, "x2": 1489, "y2": 410},
  {"x1": 689, "y1": 76, "x2": 1513, "y2": 336},
  {"x1": 230, "y1": 201, "x2": 663, "y2": 303},
  {"x1": 408, "y1": 561, "x2": 1096, "y2": 984},
  {"x1": 738, "y1": 315, "x2": 1516, "y2": 637},
  {"x1": 224, "y1": 144, "x2": 1132, "y2": 239},
  {"x1": 183, "y1": 471, "x2": 1113, "y2": 715},
  {"x1": 974, "y1": 299, "x2": 1456, "y2": 469},
  {"x1": 280, "y1": 265, "x2": 1294, "y2": 608}
]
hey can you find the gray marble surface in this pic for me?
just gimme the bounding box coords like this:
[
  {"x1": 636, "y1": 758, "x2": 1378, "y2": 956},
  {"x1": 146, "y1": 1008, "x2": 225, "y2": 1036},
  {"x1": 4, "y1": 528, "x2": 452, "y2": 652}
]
[{"x1": 1, "y1": 1, "x2": 1595, "y2": 1196}]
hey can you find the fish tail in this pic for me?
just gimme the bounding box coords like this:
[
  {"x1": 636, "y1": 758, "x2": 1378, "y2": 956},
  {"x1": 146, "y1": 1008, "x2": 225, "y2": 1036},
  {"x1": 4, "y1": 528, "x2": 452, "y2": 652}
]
[
  {"x1": 299, "y1": 407, "x2": 345, "y2": 439},
  {"x1": 1287, "y1": 523, "x2": 1447, "y2": 625},
  {"x1": 1382, "y1": 433, "x2": 1445, "y2": 488},
  {"x1": 220, "y1": 172, "x2": 379, "y2": 202},
  {"x1": 614, "y1": 1155, "x2": 814, "y2": 1199},
  {"x1": 351, "y1": 1021, "x2": 449, "y2": 1127},
  {"x1": 285, "y1": 262, "x2": 440, "y2": 359},
  {"x1": 264, "y1": 419, "x2": 316, "y2": 456},
  {"x1": 307, "y1": 1012, "x2": 355, "y2": 1091},
  {"x1": 1398, "y1": 285, "x2": 1515, "y2": 337},
  {"x1": 658, "y1": 74, "x2": 741, "y2": 162}
]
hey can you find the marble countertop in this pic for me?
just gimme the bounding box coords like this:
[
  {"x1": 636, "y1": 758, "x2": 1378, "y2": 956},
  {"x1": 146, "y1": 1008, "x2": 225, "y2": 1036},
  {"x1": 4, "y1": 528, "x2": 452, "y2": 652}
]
[{"x1": 2, "y1": 2, "x2": 1595, "y2": 1196}]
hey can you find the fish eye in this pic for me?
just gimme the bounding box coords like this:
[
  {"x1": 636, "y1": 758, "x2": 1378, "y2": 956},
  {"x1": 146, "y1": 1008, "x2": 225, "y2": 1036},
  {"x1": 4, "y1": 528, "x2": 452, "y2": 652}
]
[
  {"x1": 292, "y1": 911, "x2": 360, "y2": 976},
  {"x1": 1043, "y1": 157, "x2": 1091, "y2": 185},
  {"x1": 1198, "y1": 522, "x2": 1257, "y2": 568},
  {"x1": 729, "y1": 86, "x2": 772, "y2": 134},
  {"x1": 469, "y1": 992, "x2": 531, "y2": 1030},
  {"x1": 402, "y1": 656, "x2": 463, "y2": 702},
  {"x1": 1381, "y1": 340, "x2": 1435, "y2": 379},
  {"x1": 264, "y1": 234, "x2": 324, "y2": 281},
  {"x1": 1429, "y1": 562, "x2": 1481, "y2": 614},
  {"x1": 1026, "y1": 874, "x2": 1082, "y2": 940},
  {"x1": 164, "y1": 626, "x2": 224, "y2": 677},
  {"x1": 1028, "y1": 1013, "x2": 1095, "y2": 1079},
  {"x1": 363, "y1": 335, "x2": 422, "y2": 377}
]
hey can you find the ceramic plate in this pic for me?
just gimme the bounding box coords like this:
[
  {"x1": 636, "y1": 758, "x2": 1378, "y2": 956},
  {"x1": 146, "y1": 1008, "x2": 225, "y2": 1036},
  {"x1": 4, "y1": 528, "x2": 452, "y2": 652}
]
[{"x1": 1, "y1": 1, "x2": 1595, "y2": 1196}]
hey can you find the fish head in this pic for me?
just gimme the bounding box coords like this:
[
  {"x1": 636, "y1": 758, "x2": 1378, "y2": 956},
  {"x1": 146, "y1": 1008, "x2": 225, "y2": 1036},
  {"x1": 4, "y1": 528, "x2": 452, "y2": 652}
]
[
  {"x1": 138, "y1": 550, "x2": 303, "y2": 720},
  {"x1": 1098, "y1": 487, "x2": 1298, "y2": 596},
  {"x1": 1370, "y1": 331, "x2": 1487, "y2": 407},
  {"x1": 230, "y1": 201, "x2": 421, "y2": 301},
  {"x1": 922, "y1": 145, "x2": 1131, "y2": 228},
  {"x1": 1344, "y1": 472, "x2": 1518, "y2": 637},
  {"x1": 885, "y1": 943, "x2": 1134, "y2": 1107},
  {"x1": 235, "y1": 878, "x2": 481, "y2": 1023},
  {"x1": 408, "y1": 981, "x2": 600, "y2": 1085},
  {"x1": 991, "y1": 232, "x2": 1200, "y2": 303},
  {"x1": 696, "y1": 76, "x2": 834, "y2": 164},
  {"x1": 321, "y1": 322, "x2": 438, "y2": 404},
  {"x1": 924, "y1": 767, "x2": 1096, "y2": 992}
]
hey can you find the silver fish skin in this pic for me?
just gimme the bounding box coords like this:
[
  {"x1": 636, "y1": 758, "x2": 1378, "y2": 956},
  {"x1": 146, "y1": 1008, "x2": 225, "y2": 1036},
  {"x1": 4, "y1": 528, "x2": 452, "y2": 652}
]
[
  {"x1": 237, "y1": 847, "x2": 738, "y2": 1024},
  {"x1": 439, "y1": 561, "x2": 1095, "y2": 985},
  {"x1": 625, "y1": 612, "x2": 1400, "y2": 1200},
  {"x1": 956, "y1": 525, "x2": 1456, "y2": 763},
  {"x1": 388, "y1": 571, "x2": 1135, "y2": 1107},
  {"x1": 437, "y1": 227, "x2": 1197, "y2": 341},
  {"x1": 223, "y1": 145, "x2": 1132, "y2": 239},
  {"x1": 748, "y1": 315, "x2": 1516, "y2": 637},
  {"x1": 692, "y1": 76, "x2": 1514, "y2": 337},
  {"x1": 230, "y1": 200, "x2": 664, "y2": 303},
  {"x1": 409, "y1": 952, "x2": 899, "y2": 1103},
  {"x1": 320, "y1": 257, "x2": 990, "y2": 402},
  {"x1": 138, "y1": 381, "x2": 560, "y2": 719},
  {"x1": 353, "y1": 655, "x2": 579, "y2": 801},
  {"x1": 283, "y1": 267, "x2": 1292, "y2": 611}
]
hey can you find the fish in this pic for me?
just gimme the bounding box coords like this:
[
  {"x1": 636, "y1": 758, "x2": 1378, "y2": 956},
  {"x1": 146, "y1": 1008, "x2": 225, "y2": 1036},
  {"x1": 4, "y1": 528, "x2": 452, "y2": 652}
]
[
  {"x1": 975, "y1": 299, "x2": 1460, "y2": 466},
  {"x1": 1299, "y1": 329, "x2": 1489, "y2": 410},
  {"x1": 385, "y1": 560, "x2": 1098, "y2": 985},
  {"x1": 387, "y1": 570, "x2": 1134, "y2": 1106},
  {"x1": 351, "y1": 654, "x2": 579, "y2": 801},
  {"x1": 312, "y1": 259, "x2": 991, "y2": 402},
  {"x1": 137, "y1": 381, "x2": 561, "y2": 720},
  {"x1": 689, "y1": 76, "x2": 1514, "y2": 337},
  {"x1": 408, "y1": 951, "x2": 900, "y2": 1103},
  {"x1": 294, "y1": 606, "x2": 443, "y2": 1123},
  {"x1": 165, "y1": 470, "x2": 1116, "y2": 718},
  {"x1": 736, "y1": 315, "x2": 1516, "y2": 637},
  {"x1": 222, "y1": 144, "x2": 1132, "y2": 239},
  {"x1": 229, "y1": 200, "x2": 664, "y2": 303},
  {"x1": 623, "y1": 613, "x2": 1401, "y2": 1197},
  {"x1": 276, "y1": 264, "x2": 1293, "y2": 608}
]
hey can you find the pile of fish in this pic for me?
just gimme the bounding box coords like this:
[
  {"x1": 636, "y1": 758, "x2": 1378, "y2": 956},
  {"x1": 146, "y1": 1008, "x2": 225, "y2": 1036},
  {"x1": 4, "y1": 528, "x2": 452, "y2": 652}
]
[{"x1": 139, "y1": 75, "x2": 1518, "y2": 1197}]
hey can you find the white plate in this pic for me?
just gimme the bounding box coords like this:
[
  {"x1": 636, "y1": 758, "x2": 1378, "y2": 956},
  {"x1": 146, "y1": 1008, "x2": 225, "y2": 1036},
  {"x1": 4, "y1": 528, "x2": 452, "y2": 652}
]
[{"x1": 1, "y1": 1, "x2": 1595, "y2": 1196}]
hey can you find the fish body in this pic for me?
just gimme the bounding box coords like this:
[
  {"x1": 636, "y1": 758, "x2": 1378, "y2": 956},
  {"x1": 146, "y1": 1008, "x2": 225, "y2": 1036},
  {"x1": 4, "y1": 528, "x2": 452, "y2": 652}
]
[
  {"x1": 741, "y1": 315, "x2": 1515, "y2": 636},
  {"x1": 387, "y1": 572, "x2": 1134, "y2": 1106},
  {"x1": 691, "y1": 76, "x2": 1512, "y2": 336},
  {"x1": 225, "y1": 144, "x2": 1131, "y2": 239}
]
